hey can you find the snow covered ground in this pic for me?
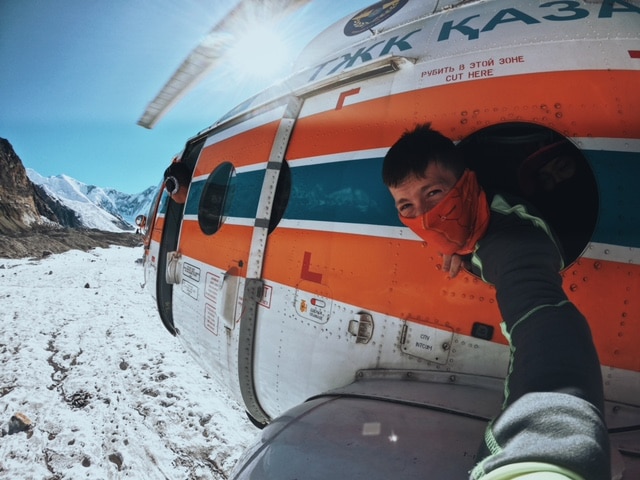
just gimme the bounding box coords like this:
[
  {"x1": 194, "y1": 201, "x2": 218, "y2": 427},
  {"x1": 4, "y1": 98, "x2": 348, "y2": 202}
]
[{"x1": 0, "y1": 246, "x2": 257, "y2": 479}]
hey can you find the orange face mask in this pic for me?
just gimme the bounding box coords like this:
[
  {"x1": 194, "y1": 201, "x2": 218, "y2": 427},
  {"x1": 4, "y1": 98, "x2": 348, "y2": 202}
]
[{"x1": 399, "y1": 170, "x2": 490, "y2": 255}]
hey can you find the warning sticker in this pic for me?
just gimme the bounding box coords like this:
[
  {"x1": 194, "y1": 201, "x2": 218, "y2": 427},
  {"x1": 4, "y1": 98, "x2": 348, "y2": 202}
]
[{"x1": 294, "y1": 280, "x2": 332, "y2": 324}]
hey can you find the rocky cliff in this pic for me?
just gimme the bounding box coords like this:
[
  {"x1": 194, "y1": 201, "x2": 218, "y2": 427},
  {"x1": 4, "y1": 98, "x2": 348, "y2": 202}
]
[
  {"x1": 0, "y1": 138, "x2": 142, "y2": 258},
  {"x1": 0, "y1": 137, "x2": 43, "y2": 232},
  {"x1": 0, "y1": 138, "x2": 80, "y2": 232}
]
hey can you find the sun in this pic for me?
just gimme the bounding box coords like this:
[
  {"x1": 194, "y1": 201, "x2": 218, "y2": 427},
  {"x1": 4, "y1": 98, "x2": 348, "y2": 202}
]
[{"x1": 226, "y1": 23, "x2": 291, "y2": 80}]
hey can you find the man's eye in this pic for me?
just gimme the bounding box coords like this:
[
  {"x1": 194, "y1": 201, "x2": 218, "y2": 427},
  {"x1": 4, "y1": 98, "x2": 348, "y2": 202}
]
[
  {"x1": 398, "y1": 204, "x2": 416, "y2": 217},
  {"x1": 426, "y1": 189, "x2": 443, "y2": 198}
]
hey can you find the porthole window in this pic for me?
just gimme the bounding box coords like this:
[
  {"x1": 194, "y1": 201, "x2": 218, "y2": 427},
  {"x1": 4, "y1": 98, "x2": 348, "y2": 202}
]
[
  {"x1": 198, "y1": 162, "x2": 235, "y2": 235},
  {"x1": 459, "y1": 123, "x2": 599, "y2": 265}
]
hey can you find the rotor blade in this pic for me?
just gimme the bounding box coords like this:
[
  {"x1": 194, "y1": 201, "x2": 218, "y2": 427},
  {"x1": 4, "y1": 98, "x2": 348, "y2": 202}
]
[
  {"x1": 137, "y1": 0, "x2": 311, "y2": 129},
  {"x1": 137, "y1": 33, "x2": 228, "y2": 129}
]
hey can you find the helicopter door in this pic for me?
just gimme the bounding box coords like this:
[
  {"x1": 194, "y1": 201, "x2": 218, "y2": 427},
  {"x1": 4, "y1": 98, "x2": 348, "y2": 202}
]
[
  {"x1": 237, "y1": 96, "x2": 302, "y2": 425},
  {"x1": 249, "y1": 56, "x2": 408, "y2": 420},
  {"x1": 156, "y1": 138, "x2": 206, "y2": 335},
  {"x1": 166, "y1": 98, "x2": 301, "y2": 409}
]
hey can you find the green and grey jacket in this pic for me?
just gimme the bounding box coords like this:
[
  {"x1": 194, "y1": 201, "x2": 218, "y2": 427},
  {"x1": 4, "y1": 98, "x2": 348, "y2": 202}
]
[{"x1": 469, "y1": 193, "x2": 609, "y2": 479}]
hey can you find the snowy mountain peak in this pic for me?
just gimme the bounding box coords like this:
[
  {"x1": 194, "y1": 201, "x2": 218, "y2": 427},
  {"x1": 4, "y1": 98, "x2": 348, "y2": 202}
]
[{"x1": 26, "y1": 168, "x2": 155, "y2": 232}]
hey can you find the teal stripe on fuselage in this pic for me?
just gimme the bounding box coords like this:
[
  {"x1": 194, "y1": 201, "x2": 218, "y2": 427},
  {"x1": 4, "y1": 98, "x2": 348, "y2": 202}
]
[
  {"x1": 587, "y1": 150, "x2": 640, "y2": 248},
  {"x1": 183, "y1": 157, "x2": 399, "y2": 227},
  {"x1": 184, "y1": 170, "x2": 263, "y2": 219},
  {"x1": 178, "y1": 150, "x2": 639, "y2": 249},
  {"x1": 286, "y1": 157, "x2": 399, "y2": 226}
]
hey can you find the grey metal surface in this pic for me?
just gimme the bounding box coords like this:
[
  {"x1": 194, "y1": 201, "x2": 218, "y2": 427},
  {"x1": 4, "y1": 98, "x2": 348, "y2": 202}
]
[{"x1": 232, "y1": 372, "x2": 503, "y2": 479}]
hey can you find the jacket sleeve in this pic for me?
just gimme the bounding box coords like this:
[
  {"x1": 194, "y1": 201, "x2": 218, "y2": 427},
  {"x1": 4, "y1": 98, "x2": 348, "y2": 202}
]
[{"x1": 470, "y1": 392, "x2": 610, "y2": 480}]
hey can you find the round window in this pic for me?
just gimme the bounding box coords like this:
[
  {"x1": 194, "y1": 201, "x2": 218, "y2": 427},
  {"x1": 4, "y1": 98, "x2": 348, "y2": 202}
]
[
  {"x1": 198, "y1": 162, "x2": 235, "y2": 235},
  {"x1": 459, "y1": 123, "x2": 599, "y2": 264}
]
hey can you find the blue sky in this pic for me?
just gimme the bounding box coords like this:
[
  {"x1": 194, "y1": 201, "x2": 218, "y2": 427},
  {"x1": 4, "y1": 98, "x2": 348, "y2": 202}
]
[{"x1": 0, "y1": 0, "x2": 373, "y2": 194}]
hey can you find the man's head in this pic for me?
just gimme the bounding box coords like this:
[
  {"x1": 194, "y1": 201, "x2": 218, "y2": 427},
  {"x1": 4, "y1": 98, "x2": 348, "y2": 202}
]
[
  {"x1": 382, "y1": 123, "x2": 466, "y2": 218},
  {"x1": 382, "y1": 123, "x2": 489, "y2": 260},
  {"x1": 164, "y1": 162, "x2": 191, "y2": 204}
]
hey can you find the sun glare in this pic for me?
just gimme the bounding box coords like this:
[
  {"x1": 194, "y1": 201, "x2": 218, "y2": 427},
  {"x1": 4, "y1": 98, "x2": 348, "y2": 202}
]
[{"x1": 227, "y1": 24, "x2": 291, "y2": 79}]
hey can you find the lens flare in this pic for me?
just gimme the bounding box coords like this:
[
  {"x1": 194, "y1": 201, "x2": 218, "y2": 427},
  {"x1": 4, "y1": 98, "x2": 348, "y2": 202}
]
[{"x1": 226, "y1": 24, "x2": 291, "y2": 79}]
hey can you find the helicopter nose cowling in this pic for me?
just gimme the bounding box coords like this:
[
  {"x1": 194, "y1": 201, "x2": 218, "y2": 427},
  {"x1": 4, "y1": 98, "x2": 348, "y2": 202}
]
[{"x1": 231, "y1": 373, "x2": 501, "y2": 479}]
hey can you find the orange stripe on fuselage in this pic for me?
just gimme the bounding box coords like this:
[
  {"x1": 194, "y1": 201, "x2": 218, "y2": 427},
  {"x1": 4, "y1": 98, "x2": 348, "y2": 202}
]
[
  {"x1": 262, "y1": 226, "x2": 502, "y2": 333},
  {"x1": 561, "y1": 256, "x2": 640, "y2": 374},
  {"x1": 170, "y1": 68, "x2": 639, "y2": 374},
  {"x1": 261, "y1": 227, "x2": 640, "y2": 373},
  {"x1": 287, "y1": 70, "x2": 640, "y2": 159},
  {"x1": 195, "y1": 120, "x2": 282, "y2": 175},
  {"x1": 179, "y1": 220, "x2": 252, "y2": 276}
]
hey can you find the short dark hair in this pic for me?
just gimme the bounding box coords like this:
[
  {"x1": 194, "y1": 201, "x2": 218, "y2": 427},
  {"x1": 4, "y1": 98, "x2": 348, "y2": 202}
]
[
  {"x1": 382, "y1": 123, "x2": 466, "y2": 187},
  {"x1": 164, "y1": 162, "x2": 191, "y2": 186}
]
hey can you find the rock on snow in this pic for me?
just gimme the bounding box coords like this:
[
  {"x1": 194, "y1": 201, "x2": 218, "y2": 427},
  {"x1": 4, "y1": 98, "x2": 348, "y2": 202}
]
[{"x1": 0, "y1": 246, "x2": 257, "y2": 479}]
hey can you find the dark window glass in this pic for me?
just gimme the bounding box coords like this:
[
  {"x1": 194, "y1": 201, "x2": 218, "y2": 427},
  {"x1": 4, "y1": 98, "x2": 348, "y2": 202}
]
[
  {"x1": 198, "y1": 162, "x2": 235, "y2": 235},
  {"x1": 459, "y1": 123, "x2": 599, "y2": 264}
]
